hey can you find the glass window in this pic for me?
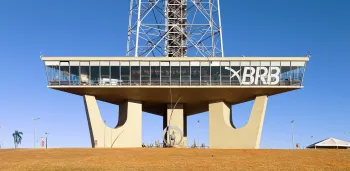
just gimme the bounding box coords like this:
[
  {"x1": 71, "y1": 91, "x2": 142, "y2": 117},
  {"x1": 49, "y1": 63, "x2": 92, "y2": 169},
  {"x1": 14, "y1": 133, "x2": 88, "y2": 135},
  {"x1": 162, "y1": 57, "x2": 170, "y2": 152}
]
[
  {"x1": 111, "y1": 62, "x2": 120, "y2": 85},
  {"x1": 80, "y1": 62, "x2": 90, "y2": 85},
  {"x1": 141, "y1": 62, "x2": 150, "y2": 85},
  {"x1": 201, "y1": 62, "x2": 210, "y2": 85},
  {"x1": 151, "y1": 62, "x2": 160, "y2": 85},
  {"x1": 230, "y1": 61, "x2": 240, "y2": 85},
  {"x1": 46, "y1": 61, "x2": 59, "y2": 86},
  {"x1": 181, "y1": 62, "x2": 190, "y2": 85},
  {"x1": 280, "y1": 61, "x2": 290, "y2": 86},
  {"x1": 90, "y1": 62, "x2": 100, "y2": 85},
  {"x1": 211, "y1": 62, "x2": 220, "y2": 85},
  {"x1": 59, "y1": 62, "x2": 69, "y2": 85},
  {"x1": 221, "y1": 62, "x2": 230, "y2": 85},
  {"x1": 171, "y1": 62, "x2": 180, "y2": 85},
  {"x1": 121, "y1": 62, "x2": 130, "y2": 85},
  {"x1": 131, "y1": 62, "x2": 140, "y2": 85},
  {"x1": 191, "y1": 62, "x2": 200, "y2": 86},
  {"x1": 70, "y1": 62, "x2": 80, "y2": 85},
  {"x1": 100, "y1": 62, "x2": 110, "y2": 85},
  {"x1": 290, "y1": 62, "x2": 305, "y2": 86},
  {"x1": 299, "y1": 65, "x2": 305, "y2": 86},
  {"x1": 161, "y1": 62, "x2": 170, "y2": 85}
]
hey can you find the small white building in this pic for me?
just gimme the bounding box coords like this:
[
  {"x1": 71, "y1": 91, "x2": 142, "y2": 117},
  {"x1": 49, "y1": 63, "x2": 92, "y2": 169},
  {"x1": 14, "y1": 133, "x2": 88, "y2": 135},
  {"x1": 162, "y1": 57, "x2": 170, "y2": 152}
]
[{"x1": 307, "y1": 138, "x2": 350, "y2": 149}]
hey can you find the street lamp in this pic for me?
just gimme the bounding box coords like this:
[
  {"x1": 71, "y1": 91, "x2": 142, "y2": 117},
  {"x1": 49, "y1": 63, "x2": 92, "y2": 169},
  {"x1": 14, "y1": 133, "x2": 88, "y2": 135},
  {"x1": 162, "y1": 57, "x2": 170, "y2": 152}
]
[
  {"x1": 310, "y1": 136, "x2": 314, "y2": 149},
  {"x1": 291, "y1": 120, "x2": 295, "y2": 149},
  {"x1": 45, "y1": 132, "x2": 49, "y2": 149},
  {"x1": 197, "y1": 120, "x2": 200, "y2": 145},
  {"x1": 32, "y1": 118, "x2": 40, "y2": 148}
]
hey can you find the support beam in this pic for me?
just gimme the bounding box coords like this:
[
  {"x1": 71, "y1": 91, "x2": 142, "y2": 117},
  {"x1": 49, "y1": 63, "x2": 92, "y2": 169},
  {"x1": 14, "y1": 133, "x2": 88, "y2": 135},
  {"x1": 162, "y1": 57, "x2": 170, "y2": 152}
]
[
  {"x1": 84, "y1": 95, "x2": 142, "y2": 148},
  {"x1": 163, "y1": 104, "x2": 187, "y2": 147},
  {"x1": 209, "y1": 96, "x2": 268, "y2": 149}
]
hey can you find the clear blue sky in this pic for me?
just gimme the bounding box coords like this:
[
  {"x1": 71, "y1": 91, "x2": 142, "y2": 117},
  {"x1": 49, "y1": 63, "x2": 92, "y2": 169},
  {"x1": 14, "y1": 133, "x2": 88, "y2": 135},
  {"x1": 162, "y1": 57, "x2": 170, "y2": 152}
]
[{"x1": 0, "y1": 0, "x2": 349, "y2": 149}]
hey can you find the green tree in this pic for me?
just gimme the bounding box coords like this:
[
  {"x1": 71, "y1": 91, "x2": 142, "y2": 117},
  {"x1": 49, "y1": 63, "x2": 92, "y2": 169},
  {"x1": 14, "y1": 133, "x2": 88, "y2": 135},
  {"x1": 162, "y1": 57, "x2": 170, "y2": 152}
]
[{"x1": 12, "y1": 130, "x2": 23, "y2": 149}]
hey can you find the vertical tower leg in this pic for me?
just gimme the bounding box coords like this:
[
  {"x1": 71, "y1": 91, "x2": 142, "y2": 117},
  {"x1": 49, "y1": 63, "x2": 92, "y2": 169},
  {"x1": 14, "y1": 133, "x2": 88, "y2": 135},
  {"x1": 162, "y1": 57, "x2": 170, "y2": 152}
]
[
  {"x1": 163, "y1": 104, "x2": 188, "y2": 147},
  {"x1": 84, "y1": 95, "x2": 142, "y2": 148},
  {"x1": 209, "y1": 96, "x2": 268, "y2": 149}
]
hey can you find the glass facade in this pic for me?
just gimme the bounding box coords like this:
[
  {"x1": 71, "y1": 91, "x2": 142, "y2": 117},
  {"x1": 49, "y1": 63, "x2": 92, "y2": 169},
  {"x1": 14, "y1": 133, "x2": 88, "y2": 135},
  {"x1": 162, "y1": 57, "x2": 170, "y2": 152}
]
[
  {"x1": 151, "y1": 62, "x2": 160, "y2": 85},
  {"x1": 110, "y1": 62, "x2": 120, "y2": 85},
  {"x1": 120, "y1": 62, "x2": 130, "y2": 86},
  {"x1": 70, "y1": 62, "x2": 80, "y2": 85},
  {"x1": 45, "y1": 60, "x2": 306, "y2": 86},
  {"x1": 161, "y1": 62, "x2": 170, "y2": 86}
]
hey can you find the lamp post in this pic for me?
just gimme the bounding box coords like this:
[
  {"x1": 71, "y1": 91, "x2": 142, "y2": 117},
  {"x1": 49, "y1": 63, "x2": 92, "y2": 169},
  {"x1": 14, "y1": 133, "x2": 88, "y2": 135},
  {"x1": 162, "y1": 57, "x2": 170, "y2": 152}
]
[
  {"x1": 45, "y1": 132, "x2": 49, "y2": 149},
  {"x1": 310, "y1": 136, "x2": 314, "y2": 149},
  {"x1": 197, "y1": 120, "x2": 200, "y2": 145},
  {"x1": 32, "y1": 118, "x2": 40, "y2": 148},
  {"x1": 291, "y1": 120, "x2": 294, "y2": 149}
]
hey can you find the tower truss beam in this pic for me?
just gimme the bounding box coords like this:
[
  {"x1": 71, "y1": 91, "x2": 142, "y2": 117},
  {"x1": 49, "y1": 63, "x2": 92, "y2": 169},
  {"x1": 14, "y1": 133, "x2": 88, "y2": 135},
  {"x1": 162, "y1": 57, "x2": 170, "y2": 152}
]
[{"x1": 127, "y1": 0, "x2": 224, "y2": 57}]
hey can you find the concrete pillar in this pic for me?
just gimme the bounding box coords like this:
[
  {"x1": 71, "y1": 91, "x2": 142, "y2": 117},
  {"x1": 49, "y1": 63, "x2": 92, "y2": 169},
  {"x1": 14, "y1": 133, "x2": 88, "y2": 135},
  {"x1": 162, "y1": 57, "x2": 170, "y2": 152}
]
[
  {"x1": 209, "y1": 96, "x2": 268, "y2": 149},
  {"x1": 84, "y1": 95, "x2": 142, "y2": 148},
  {"x1": 163, "y1": 104, "x2": 188, "y2": 147}
]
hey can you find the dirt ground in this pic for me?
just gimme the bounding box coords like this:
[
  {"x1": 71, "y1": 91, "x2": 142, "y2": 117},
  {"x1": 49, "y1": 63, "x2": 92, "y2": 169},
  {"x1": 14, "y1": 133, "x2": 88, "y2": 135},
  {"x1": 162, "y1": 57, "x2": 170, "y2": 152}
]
[{"x1": 0, "y1": 148, "x2": 349, "y2": 171}]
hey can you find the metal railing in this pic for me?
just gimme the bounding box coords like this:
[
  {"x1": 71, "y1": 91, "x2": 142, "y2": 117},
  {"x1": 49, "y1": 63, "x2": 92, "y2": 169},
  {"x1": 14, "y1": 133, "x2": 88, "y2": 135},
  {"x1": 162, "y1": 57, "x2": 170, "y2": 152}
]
[{"x1": 48, "y1": 78, "x2": 302, "y2": 87}]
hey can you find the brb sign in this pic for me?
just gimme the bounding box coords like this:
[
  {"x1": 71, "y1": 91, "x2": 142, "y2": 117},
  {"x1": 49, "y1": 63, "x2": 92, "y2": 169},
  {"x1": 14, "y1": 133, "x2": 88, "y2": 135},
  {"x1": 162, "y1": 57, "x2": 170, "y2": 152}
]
[{"x1": 225, "y1": 66, "x2": 281, "y2": 85}]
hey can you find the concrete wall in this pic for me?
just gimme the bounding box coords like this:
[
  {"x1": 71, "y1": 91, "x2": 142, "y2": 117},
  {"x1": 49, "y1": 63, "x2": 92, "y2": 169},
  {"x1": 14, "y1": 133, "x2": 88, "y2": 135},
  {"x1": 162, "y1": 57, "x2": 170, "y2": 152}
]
[
  {"x1": 84, "y1": 95, "x2": 142, "y2": 148},
  {"x1": 209, "y1": 96, "x2": 268, "y2": 149},
  {"x1": 163, "y1": 104, "x2": 188, "y2": 147},
  {"x1": 84, "y1": 94, "x2": 267, "y2": 149}
]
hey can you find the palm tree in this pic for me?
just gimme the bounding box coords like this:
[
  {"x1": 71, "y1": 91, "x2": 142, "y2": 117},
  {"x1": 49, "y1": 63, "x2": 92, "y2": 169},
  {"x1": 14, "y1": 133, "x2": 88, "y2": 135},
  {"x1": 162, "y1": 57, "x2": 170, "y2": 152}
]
[{"x1": 12, "y1": 130, "x2": 23, "y2": 149}]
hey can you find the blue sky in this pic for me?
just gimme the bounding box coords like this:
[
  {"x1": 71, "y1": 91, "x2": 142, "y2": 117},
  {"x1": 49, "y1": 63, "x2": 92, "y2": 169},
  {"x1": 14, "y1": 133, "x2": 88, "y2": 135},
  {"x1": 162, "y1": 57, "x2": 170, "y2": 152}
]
[{"x1": 0, "y1": 0, "x2": 349, "y2": 149}]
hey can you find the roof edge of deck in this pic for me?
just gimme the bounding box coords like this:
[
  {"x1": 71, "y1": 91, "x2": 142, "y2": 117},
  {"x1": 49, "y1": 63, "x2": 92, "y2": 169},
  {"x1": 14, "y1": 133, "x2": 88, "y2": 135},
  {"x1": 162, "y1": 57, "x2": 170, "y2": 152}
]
[
  {"x1": 48, "y1": 85, "x2": 304, "y2": 89},
  {"x1": 41, "y1": 56, "x2": 310, "y2": 61}
]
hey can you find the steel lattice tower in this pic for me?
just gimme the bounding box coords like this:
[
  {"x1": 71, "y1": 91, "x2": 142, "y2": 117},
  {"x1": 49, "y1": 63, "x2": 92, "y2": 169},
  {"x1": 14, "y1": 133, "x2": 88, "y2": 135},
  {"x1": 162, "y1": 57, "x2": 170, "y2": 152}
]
[{"x1": 126, "y1": 0, "x2": 224, "y2": 57}]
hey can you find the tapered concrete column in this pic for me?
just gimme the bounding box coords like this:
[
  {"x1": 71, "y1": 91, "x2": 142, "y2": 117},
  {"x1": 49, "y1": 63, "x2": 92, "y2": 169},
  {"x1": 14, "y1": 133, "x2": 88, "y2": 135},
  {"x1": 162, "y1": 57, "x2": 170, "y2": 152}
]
[
  {"x1": 163, "y1": 104, "x2": 188, "y2": 147},
  {"x1": 209, "y1": 96, "x2": 268, "y2": 149},
  {"x1": 84, "y1": 95, "x2": 142, "y2": 148}
]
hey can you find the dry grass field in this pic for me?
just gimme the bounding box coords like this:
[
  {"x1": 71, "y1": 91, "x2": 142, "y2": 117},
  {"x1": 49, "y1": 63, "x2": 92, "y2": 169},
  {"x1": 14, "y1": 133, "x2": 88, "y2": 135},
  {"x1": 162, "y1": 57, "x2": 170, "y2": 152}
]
[{"x1": 0, "y1": 148, "x2": 349, "y2": 171}]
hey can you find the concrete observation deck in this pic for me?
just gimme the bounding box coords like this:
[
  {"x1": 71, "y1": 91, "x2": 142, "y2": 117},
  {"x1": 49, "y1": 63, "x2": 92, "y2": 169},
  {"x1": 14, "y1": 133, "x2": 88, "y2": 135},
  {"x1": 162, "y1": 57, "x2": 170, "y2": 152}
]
[
  {"x1": 42, "y1": 56, "x2": 309, "y2": 149},
  {"x1": 43, "y1": 57, "x2": 308, "y2": 115}
]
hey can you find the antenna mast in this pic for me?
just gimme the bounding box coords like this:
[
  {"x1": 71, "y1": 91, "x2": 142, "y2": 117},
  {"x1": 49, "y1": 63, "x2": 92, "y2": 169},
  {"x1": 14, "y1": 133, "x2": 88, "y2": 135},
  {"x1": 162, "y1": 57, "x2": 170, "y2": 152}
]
[{"x1": 126, "y1": 0, "x2": 224, "y2": 57}]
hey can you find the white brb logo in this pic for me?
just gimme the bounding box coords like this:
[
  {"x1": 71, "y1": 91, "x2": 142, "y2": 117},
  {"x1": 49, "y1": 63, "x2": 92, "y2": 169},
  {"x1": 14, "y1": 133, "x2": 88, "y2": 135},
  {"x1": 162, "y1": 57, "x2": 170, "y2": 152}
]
[{"x1": 225, "y1": 67, "x2": 280, "y2": 85}]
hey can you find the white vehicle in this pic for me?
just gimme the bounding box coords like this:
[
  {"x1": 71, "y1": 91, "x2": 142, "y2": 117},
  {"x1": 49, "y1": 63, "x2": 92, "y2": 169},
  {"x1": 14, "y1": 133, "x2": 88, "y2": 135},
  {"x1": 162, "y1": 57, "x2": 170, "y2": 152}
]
[{"x1": 101, "y1": 78, "x2": 123, "y2": 85}]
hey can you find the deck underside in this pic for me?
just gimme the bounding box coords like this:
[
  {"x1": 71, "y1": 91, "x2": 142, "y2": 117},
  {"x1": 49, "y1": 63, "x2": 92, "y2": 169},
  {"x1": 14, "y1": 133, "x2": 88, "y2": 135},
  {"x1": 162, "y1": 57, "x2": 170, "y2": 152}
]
[{"x1": 50, "y1": 86, "x2": 301, "y2": 116}]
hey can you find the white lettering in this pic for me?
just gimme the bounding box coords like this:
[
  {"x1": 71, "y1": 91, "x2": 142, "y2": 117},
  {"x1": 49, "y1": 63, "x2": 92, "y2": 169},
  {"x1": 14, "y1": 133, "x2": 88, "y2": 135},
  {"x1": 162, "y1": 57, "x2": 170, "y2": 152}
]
[
  {"x1": 225, "y1": 67, "x2": 241, "y2": 83},
  {"x1": 268, "y1": 67, "x2": 280, "y2": 85},
  {"x1": 242, "y1": 67, "x2": 255, "y2": 85},
  {"x1": 255, "y1": 67, "x2": 268, "y2": 85},
  {"x1": 225, "y1": 66, "x2": 281, "y2": 85}
]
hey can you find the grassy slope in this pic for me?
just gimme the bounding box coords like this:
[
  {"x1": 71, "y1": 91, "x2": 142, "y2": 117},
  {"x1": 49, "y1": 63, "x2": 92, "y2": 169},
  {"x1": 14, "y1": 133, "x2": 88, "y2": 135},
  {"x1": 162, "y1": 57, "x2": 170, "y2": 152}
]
[{"x1": 0, "y1": 148, "x2": 349, "y2": 171}]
